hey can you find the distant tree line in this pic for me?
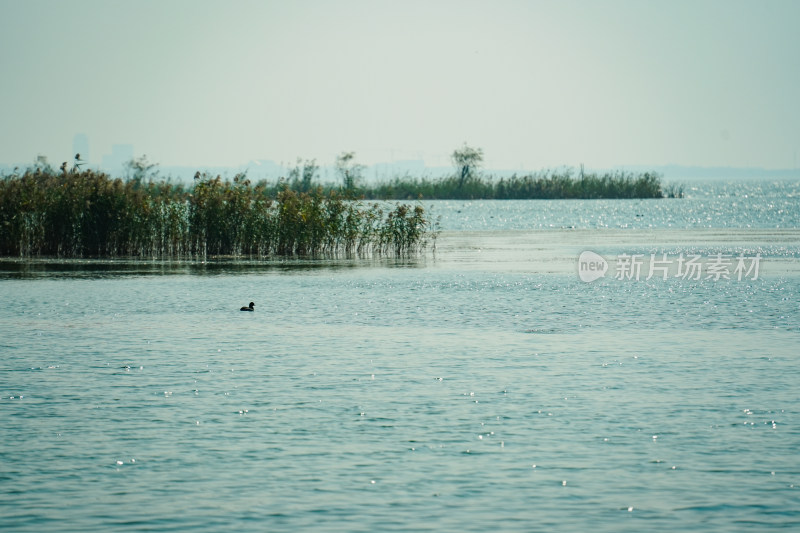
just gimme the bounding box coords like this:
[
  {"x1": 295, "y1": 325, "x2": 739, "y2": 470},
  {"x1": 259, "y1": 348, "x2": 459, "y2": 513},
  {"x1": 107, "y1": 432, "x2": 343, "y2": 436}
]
[
  {"x1": 360, "y1": 169, "x2": 675, "y2": 200},
  {"x1": 276, "y1": 146, "x2": 681, "y2": 200}
]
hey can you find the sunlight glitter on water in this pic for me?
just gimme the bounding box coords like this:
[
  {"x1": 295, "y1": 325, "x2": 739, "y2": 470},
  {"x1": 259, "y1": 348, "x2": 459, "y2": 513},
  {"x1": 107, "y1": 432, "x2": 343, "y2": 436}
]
[{"x1": 1, "y1": 187, "x2": 800, "y2": 531}]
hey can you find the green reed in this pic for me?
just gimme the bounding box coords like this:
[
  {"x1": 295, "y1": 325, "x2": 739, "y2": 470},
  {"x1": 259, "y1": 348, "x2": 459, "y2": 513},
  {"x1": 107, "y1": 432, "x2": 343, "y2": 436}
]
[
  {"x1": 0, "y1": 168, "x2": 434, "y2": 259},
  {"x1": 360, "y1": 169, "x2": 671, "y2": 200}
]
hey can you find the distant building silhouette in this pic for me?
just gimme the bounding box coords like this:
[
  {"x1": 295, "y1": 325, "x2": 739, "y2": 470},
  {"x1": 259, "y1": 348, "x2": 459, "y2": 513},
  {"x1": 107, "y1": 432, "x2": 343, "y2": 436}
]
[{"x1": 102, "y1": 144, "x2": 134, "y2": 176}]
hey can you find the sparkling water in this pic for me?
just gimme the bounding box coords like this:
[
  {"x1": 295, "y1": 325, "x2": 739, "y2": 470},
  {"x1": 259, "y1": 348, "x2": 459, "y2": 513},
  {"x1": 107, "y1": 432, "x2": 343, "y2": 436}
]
[{"x1": 1, "y1": 180, "x2": 798, "y2": 532}]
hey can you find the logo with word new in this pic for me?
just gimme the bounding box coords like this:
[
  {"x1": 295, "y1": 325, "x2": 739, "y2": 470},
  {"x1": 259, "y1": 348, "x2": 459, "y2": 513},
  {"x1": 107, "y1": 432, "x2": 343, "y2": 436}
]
[
  {"x1": 577, "y1": 251, "x2": 762, "y2": 282},
  {"x1": 578, "y1": 251, "x2": 608, "y2": 282}
]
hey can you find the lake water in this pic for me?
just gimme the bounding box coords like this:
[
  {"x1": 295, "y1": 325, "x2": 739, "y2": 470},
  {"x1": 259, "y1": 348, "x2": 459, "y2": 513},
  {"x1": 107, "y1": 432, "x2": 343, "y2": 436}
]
[{"x1": 1, "y1": 180, "x2": 799, "y2": 532}]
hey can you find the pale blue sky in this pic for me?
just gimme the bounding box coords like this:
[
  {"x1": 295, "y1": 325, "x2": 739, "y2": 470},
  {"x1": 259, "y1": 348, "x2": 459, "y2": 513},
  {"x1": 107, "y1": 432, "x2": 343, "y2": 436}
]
[{"x1": 1, "y1": 0, "x2": 798, "y2": 171}]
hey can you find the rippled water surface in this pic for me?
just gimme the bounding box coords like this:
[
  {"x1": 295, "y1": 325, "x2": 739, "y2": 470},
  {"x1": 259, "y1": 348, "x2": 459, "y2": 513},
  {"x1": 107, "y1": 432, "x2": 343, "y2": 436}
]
[
  {"x1": 1, "y1": 181, "x2": 799, "y2": 532},
  {"x1": 427, "y1": 179, "x2": 800, "y2": 230}
]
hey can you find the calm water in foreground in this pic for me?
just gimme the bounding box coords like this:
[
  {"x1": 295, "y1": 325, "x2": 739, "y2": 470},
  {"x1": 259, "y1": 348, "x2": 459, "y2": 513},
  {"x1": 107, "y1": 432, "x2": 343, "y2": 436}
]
[{"x1": 1, "y1": 180, "x2": 799, "y2": 532}]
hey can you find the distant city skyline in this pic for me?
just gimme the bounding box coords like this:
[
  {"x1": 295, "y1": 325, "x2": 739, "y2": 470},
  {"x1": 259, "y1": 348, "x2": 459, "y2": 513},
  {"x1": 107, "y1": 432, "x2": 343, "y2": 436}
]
[
  {"x1": 3, "y1": 129, "x2": 796, "y2": 184},
  {"x1": 4, "y1": 129, "x2": 798, "y2": 179},
  {"x1": 1, "y1": 0, "x2": 799, "y2": 172}
]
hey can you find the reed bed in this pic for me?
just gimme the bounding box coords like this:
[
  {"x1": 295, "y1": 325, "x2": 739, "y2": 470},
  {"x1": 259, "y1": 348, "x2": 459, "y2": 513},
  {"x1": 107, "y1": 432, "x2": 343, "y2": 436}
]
[
  {"x1": 360, "y1": 169, "x2": 671, "y2": 200},
  {"x1": 0, "y1": 169, "x2": 434, "y2": 259}
]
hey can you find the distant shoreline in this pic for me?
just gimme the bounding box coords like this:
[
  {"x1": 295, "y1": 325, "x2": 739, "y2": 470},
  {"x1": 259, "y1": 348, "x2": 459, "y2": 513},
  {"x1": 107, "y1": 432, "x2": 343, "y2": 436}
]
[{"x1": 2, "y1": 161, "x2": 797, "y2": 184}]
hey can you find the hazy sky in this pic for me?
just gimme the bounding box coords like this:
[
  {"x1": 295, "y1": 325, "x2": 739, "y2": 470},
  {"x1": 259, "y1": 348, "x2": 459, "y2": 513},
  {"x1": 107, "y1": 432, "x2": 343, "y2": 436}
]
[{"x1": 1, "y1": 0, "x2": 798, "y2": 171}]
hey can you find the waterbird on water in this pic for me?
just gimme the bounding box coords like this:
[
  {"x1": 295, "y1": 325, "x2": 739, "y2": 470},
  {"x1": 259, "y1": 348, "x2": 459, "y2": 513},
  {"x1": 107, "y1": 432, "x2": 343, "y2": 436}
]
[{"x1": 240, "y1": 302, "x2": 255, "y2": 312}]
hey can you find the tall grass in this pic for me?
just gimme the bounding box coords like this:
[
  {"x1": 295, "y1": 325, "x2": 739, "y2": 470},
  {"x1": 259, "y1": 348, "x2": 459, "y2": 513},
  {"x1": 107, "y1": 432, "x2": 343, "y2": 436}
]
[
  {"x1": 0, "y1": 168, "x2": 434, "y2": 259},
  {"x1": 216, "y1": 161, "x2": 676, "y2": 200},
  {"x1": 360, "y1": 169, "x2": 670, "y2": 200}
]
